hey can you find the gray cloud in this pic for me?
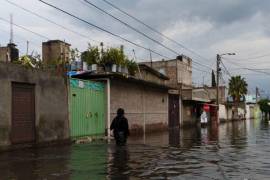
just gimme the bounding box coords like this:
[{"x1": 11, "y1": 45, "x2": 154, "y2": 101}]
[{"x1": 1, "y1": 0, "x2": 270, "y2": 92}]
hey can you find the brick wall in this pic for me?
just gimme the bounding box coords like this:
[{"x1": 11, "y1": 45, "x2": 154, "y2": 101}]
[{"x1": 110, "y1": 79, "x2": 168, "y2": 134}]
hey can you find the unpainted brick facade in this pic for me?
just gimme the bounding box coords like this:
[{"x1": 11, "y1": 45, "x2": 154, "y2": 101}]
[
  {"x1": 42, "y1": 40, "x2": 70, "y2": 65},
  {"x1": 110, "y1": 79, "x2": 168, "y2": 134}
]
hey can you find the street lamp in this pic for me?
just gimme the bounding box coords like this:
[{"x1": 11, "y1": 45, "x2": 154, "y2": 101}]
[{"x1": 216, "y1": 52, "x2": 236, "y2": 113}]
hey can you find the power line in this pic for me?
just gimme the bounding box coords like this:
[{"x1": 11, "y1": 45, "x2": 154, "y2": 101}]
[
  {"x1": 4, "y1": 0, "x2": 153, "y2": 61},
  {"x1": 81, "y1": 0, "x2": 179, "y2": 55},
  {"x1": 0, "y1": 17, "x2": 50, "y2": 40},
  {"x1": 82, "y1": 0, "x2": 215, "y2": 71},
  {"x1": 192, "y1": 65, "x2": 211, "y2": 74},
  {"x1": 220, "y1": 60, "x2": 232, "y2": 77},
  {"x1": 0, "y1": 26, "x2": 41, "y2": 48},
  {"x1": 38, "y1": 0, "x2": 171, "y2": 59},
  {"x1": 223, "y1": 53, "x2": 270, "y2": 61},
  {"x1": 4, "y1": 0, "x2": 100, "y2": 44},
  {"x1": 224, "y1": 58, "x2": 270, "y2": 76},
  {"x1": 100, "y1": 0, "x2": 214, "y2": 65}
]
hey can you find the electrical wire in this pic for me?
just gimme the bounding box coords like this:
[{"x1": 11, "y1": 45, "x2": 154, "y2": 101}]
[
  {"x1": 0, "y1": 17, "x2": 50, "y2": 40},
  {"x1": 223, "y1": 53, "x2": 270, "y2": 61},
  {"x1": 4, "y1": 0, "x2": 100, "y2": 44},
  {"x1": 38, "y1": 0, "x2": 171, "y2": 59},
  {"x1": 220, "y1": 60, "x2": 232, "y2": 77},
  {"x1": 0, "y1": 25, "x2": 41, "y2": 48},
  {"x1": 81, "y1": 0, "x2": 180, "y2": 55},
  {"x1": 224, "y1": 58, "x2": 270, "y2": 76},
  {"x1": 100, "y1": 0, "x2": 215, "y2": 66},
  {"x1": 81, "y1": 0, "x2": 215, "y2": 71}
]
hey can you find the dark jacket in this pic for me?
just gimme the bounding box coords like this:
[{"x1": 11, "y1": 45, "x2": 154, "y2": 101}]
[{"x1": 110, "y1": 115, "x2": 129, "y2": 137}]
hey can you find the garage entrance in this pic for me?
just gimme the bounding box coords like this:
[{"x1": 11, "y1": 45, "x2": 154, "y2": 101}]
[{"x1": 11, "y1": 83, "x2": 35, "y2": 144}]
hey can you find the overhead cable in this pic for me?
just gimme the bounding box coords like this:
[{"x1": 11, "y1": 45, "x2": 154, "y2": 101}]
[
  {"x1": 82, "y1": 0, "x2": 214, "y2": 70},
  {"x1": 38, "y1": 0, "x2": 171, "y2": 59},
  {"x1": 100, "y1": 0, "x2": 214, "y2": 65},
  {"x1": 0, "y1": 17, "x2": 50, "y2": 40}
]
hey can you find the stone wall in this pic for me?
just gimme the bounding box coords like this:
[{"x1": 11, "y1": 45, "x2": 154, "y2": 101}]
[
  {"x1": 0, "y1": 62, "x2": 69, "y2": 147},
  {"x1": 110, "y1": 79, "x2": 168, "y2": 134}
]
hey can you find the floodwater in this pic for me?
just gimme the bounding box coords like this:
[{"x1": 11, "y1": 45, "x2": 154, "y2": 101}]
[{"x1": 1, "y1": 119, "x2": 270, "y2": 180}]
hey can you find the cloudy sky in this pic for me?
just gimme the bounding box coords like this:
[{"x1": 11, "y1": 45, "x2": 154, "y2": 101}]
[{"x1": 1, "y1": 0, "x2": 270, "y2": 95}]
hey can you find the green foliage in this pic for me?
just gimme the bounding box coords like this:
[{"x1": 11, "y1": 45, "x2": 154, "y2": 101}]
[
  {"x1": 258, "y1": 99, "x2": 270, "y2": 113},
  {"x1": 127, "y1": 60, "x2": 138, "y2": 76},
  {"x1": 100, "y1": 46, "x2": 127, "y2": 66},
  {"x1": 14, "y1": 55, "x2": 39, "y2": 68},
  {"x1": 81, "y1": 44, "x2": 138, "y2": 75},
  {"x1": 81, "y1": 46, "x2": 100, "y2": 65},
  {"x1": 228, "y1": 75, "x2": 248, "y2": 103},
  {"x1": 70, "y1": 48, "x2": 80, "y2": 61},
  {"x1": 228, "y1": 75, "x2": 248, "y2": 119}
]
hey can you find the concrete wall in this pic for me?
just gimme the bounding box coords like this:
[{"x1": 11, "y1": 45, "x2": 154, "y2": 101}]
[
  {"x1": 110, "y1": 79, "x2": 168, "y2": 134},
  {"x1": 143, "y1": 57, "x2": 192, "y2": 89},
  {"x1": 135, "y1": 68, "x2": 167, "y2": 86},
  {"x1": 176, "y1": 56, "x2": 192, "y2": 88},
  {"x1": 0, "y1": 62, "x2": 69, "y2": 147}
]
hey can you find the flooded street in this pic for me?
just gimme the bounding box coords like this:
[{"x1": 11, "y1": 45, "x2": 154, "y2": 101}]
[{"x1": 1, "y1": 119, "x2": 270, "y2": 180}]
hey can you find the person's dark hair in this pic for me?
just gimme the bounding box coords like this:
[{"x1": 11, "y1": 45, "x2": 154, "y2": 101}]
[{"x1": 117, "y1": 108, "x2": 124, "y2": 116}]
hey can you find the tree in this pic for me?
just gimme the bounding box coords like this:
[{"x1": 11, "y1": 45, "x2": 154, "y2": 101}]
[
  {"x1": 258, "y1": 99, "x2": 270, "y2": 120},
  {"x1": 211, "y1": 70, "x2": 216, "y2": 87},
  {"x1": 228, "y1": 75, "x2": 248, "y2": 119},
  {"x1": 81, "y1": 46, "x2": 100, "y2": 65},
  {"x1": 70, "y1": 48, "x2": 80, "y2": 61}
]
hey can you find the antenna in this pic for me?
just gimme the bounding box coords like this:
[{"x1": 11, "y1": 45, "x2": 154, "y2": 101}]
[{"x1": 9, "y1": 14, "x2": 13, "y2": 44}]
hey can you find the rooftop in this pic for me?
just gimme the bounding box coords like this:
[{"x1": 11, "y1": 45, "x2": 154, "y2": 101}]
[
  {"x1": 42, "y1": 40, "x2": 71, "y2": 46},
  {"x1": 72, "y1": 72, "x2": 172, "y2": 90}
]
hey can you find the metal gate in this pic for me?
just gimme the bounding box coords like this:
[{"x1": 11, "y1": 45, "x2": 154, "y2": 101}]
[
  {"x1": 69, "y1": 78, "x2": 105, "y2": 138},
  {"x1": 11, "y1": 83, "x2": 35, "y2": 144},
  {"x1": 169, "y1": 94, "x2": 180, "y2": 128}
]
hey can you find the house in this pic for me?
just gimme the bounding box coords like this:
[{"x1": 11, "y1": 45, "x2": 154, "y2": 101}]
[
  {"x1": 72, "y1": 64, "x2": 177, "y2": 137},
  {"x1": 0, "y1": 62, "x2": 69, "y2": 150},
  {"x1": 182, "y1": 86, "x2": 226, "y2": 123},
  {"x1": 142, "y1": 55, "x2": 194, "y2": 126},
  {"x1": 0, "y1": 43, "x2": 19, "y2": 62},
  {"x1": 42, "y1": 40, "x2": 71, "y2": 65}
]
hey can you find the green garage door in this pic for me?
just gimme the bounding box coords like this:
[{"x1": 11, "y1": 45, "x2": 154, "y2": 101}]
[{"x1": 69, "y1": 78, "x2": 105, "y2": 138}]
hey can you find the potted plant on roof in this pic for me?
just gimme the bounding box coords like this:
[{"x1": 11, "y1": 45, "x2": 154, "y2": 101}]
[
  {"x1": 127, "y1": 59, "x2": 138, "y2": 76},
  {"x1": 101, "y1": 47, "x2": 124, "y2": 72},
  {"x1": 81, "y1": 45, "x2": 100, "y2": 72}
]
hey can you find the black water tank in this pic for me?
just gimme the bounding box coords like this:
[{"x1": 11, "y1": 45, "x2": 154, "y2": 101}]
[{"x1": 8, "y1": 43, "x2": 19, "y2": 62}]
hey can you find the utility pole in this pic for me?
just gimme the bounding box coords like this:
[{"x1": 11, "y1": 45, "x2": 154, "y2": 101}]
[
  {"x1": 149, "y1": 48, "x2": 152, "y2": 68},
  {"x1": 26, "y1": 41, "x2": 29, "y2": 55},
  {"x1": 216, "y1": 54, "x2": 221, "y2": 109},
  {"x1": 256, "y1": 87, "x2": 259, "y2": 102}
]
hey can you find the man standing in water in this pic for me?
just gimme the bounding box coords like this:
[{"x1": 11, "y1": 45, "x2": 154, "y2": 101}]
[{"x1": 110, "y1": 108, "x2": 130, "y2": 145}]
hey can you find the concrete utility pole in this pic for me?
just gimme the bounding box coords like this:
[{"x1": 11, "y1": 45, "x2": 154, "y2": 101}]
[
  {"x1": 216, "y1": 54, "x2": 221, "y2": 109},
  {"x1": 26, "y1": 41, "x2": 29, "y2": 55},
  {"x1": 256, "y1": 87, "x2": 259, "y2": 102}
]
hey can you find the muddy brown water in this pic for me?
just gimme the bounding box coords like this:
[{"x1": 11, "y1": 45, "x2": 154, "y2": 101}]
[{"x1": 0, "y1": 119, "x2": 270, "y2": 180}]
